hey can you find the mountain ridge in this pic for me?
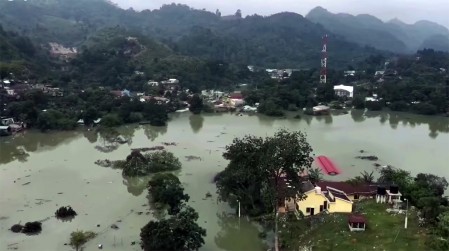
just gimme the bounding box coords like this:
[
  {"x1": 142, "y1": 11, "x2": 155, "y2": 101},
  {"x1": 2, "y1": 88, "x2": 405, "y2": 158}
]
[
  {"x1": 0, "y1": 1, "x2": 387, "y2": 69},
  {"x1": 306, "y1": 6, "x2": 449, "y2": 53}
]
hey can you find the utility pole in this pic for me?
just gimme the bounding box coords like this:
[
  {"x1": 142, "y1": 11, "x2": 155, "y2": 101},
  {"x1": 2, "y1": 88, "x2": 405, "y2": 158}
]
[
  {"x1": 319, "y1": 34, "x2": 328, "y2": 84},
  {"x1": 404, "y1": 198, "x2": 408, "y2": 229},
  {"x1": 237, "y1": 199, "x2": 241, "y2": 218}
]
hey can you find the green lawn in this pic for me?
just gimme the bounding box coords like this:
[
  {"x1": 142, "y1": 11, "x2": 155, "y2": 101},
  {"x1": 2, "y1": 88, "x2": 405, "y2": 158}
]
[{"x1": 279, "y1": 200, "x2": 430, "y2": 251}]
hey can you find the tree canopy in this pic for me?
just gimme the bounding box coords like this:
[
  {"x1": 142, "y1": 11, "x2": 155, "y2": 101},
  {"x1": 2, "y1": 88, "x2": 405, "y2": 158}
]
[
  {"x1": 69, "y1": 230, "x2": 96, "y2": 251},
  {"x1": 216, "y1": 129, "x2": 314, "y2": 216},
  {"x1": 117, "y1": 150, "x2": 182, "y2": 176},
  {"x1": 140, "y1": 206, "x2": 206, "y2": 251},
  {"x1": 148, "y1": 173, "x2": 190, "y2": 215}
]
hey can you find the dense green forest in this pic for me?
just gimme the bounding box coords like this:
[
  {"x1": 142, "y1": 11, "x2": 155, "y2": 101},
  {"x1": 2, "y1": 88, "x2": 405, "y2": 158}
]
[
  {"x1": 0, "y1": 0, "x2": 385, "y2": 69},
  {"x1": 0, "y1": 25, "x2": 52, "y2": 79}
]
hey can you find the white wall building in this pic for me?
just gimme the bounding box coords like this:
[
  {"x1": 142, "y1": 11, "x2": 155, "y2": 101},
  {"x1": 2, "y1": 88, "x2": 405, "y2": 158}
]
[{"x1": 334, "y1": 85, "x2": 354, "y2": 98}]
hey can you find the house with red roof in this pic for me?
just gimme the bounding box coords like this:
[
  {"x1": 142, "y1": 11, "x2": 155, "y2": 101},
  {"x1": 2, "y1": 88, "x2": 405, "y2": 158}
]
[
  {"x1": 316, "y1": 181, "x2": 377, "y2": 201},
  {"x1": 278, "y1": 176, "x2": 379, "y2": 217}
]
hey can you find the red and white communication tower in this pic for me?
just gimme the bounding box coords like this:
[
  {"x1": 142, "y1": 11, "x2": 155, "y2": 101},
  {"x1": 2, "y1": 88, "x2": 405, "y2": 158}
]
[{"x1": 319, "y1": 34, "x2": 328, "y2": 84}]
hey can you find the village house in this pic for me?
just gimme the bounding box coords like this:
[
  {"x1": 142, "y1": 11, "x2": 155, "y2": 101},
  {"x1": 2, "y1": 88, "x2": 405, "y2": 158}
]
[
  {"x1": 0, "y1": 117, "x2": 26, "y2": 134},
  {"x1": 344, "y1": 70, "x2": 356, "y2": 77},
  {"x1": 0, "y1": 125, "x2": 11, "y2": 136},
  {"x1": 201, "y1": 90, "x2": 225, "y2": 100},
  {"x1": 5, "y1": 84, "x2": 30, "y2": 97},
  {"x1": 160, "y1": 79, "x2": 180, "y2": 90},
  {"x1": 229, "y1": 92, "x2": 245, "y2": 106},
  {"x1": 280, "y1": 178, "x2": 378, "y2": 217},
  {"x1": 147, "y1": 80, "x2": 159, "y2": 87},
  {"x1": 110, "y1": 89, "x2": 131, "y2": 98},
  {"x1": 316, "y1": 181, "x2": 377, "y2": 201},
  {"x1": 152, "y1": 96, "x2": 169, "y2": 105},
  {"x1": 333, "y1": 84, "x2": 354, "y2": 98}
]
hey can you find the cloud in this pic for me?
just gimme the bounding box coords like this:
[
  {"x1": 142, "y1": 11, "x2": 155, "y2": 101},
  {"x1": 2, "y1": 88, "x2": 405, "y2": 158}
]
[{"x1": 111, "y1": 0, "x2": 449, "y2": 28}]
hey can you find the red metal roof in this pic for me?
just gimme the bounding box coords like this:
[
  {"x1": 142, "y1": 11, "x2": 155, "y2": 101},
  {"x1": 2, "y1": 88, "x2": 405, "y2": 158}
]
[
  {"x1": 229, "y1": 93, "x2": 243, "y2": 99},
  {"x1": 315, "y1": 156, "x2": 341, "y2": 175},
  {"x1": 316, "y1": 181, "x2": 377, "y2": 196},
  {"x1": 348, "y1": 214, "x2": 366, "y2": 224}
]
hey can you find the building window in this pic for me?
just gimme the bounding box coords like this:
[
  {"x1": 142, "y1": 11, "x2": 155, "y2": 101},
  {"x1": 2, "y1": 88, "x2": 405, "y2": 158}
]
[
  {"x1": 354, "y1": 194, "x2": 360, "y2": 200},
  {"x1": 306, "y1": 207, "x2": 311, "y2": 213}
]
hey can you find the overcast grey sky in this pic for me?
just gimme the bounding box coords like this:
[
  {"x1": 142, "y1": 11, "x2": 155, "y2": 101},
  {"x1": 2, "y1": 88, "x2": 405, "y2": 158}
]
[{"x1": 111, "y1": 0, "x2": 449, "y2": 28}]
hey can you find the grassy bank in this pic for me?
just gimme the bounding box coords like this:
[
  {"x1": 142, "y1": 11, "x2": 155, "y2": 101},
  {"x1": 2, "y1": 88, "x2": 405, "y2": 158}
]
[{"x1": 279, "y1": 200, "x2": 429, "y2": 251}]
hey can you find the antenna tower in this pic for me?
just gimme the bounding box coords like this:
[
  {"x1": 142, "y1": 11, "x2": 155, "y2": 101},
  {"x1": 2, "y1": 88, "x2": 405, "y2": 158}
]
[{"x1": 320, "y1": 34, "x2": 328, "y2": 84}]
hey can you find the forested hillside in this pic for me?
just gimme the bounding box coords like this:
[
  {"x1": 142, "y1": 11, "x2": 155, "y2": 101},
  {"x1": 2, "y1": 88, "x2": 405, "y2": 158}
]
[
  {"x1": 0, "y1": 1, "x2": 384, "y2": 69},
  {"x1": 0, "y1": 25, "x2": 51, "y2": 79},
  {"x1": 306, "y1": 7, "x2": 449, "y2": 53}
]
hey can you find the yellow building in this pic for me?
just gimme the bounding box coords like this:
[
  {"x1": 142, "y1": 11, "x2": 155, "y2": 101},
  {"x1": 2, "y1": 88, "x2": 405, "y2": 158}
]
[
  {"x1": 293, "y1": 185, "x2": 353, "y2": 216},
  {"x1": 278, "y1": 178, "x2": 377, "y2": 216}
]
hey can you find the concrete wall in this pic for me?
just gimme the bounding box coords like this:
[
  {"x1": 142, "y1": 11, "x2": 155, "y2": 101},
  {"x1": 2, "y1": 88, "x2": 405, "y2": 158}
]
[
  {"x1": 295, "y1": 190, "x2": 353, "y2": 216},
  {"x1": 296, "y1": 191, "x2": 328, "y2": 216}
]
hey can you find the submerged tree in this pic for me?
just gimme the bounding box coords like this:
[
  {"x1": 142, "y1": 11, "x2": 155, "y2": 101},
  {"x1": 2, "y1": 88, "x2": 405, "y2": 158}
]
[
  {"x1": 121, "y1": 150, "x2": 149, "y2": 176},
  {"x1": 145, "y1": 150, "x2": 182, "y2": 173},
  {"x1": 119, "y1": 150, "x2": 182, "y2": 176},
  {"x1": 69, "y1": 230, "x2": 96, "y2": 251},
  {"x1": 148, "y1": 173, "x2": 190, "y2": 215},
  {"x1": 189, "y1": 94, "x2": 203, "y2": 114},
  {"x1": 55, "y1": 206, "x2": 77, "y2": 219},
  {"x1": 140, "y1": 206, "x2": 206, "y2": 251}
]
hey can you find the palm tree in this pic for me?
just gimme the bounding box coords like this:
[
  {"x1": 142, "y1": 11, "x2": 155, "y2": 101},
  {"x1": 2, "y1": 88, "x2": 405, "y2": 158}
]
[
  {"x1": 360, "y1": 171, "x2": 375, "y2": 184},
  {"x1": 309, "y1": 168, "x2": 323, "y2": 184}
]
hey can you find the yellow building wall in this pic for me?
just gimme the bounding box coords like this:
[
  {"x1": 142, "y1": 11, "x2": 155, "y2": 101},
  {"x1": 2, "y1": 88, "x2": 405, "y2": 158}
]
[
  {"x1": 295, "y1": 191, "x2": 328, "y2": 216},
  {"x1": 328, "y1": 198, "x2": 353, "y2": 213}
]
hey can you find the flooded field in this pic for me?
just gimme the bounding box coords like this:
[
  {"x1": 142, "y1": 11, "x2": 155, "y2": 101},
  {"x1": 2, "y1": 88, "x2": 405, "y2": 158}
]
[{"x1": 1, "y1": 110, "x2": 448, "y2": 250}]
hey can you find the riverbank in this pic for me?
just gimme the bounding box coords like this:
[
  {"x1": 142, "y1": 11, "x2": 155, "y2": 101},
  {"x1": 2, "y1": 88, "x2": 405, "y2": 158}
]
[{"x1": 2, "y1": 107, "x2": 448, "y2": 139}]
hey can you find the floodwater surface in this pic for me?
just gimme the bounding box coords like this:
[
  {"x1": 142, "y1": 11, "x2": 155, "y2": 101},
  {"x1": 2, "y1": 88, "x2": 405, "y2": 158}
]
[{"x1": 0, "y1": 110, "x2": 448, "y2": 251}]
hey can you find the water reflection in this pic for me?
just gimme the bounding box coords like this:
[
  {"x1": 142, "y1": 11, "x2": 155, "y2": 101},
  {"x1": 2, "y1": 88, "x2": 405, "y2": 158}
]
[
  {"x1": 0, "y1": 131, "x2": 81, "y2": 165},
  {"x1": 351, "y1": 109, "x2": 365, "y2": 123},
  {"x1": 122, "y1": 174, "x2": 152, "y2": 196},
  {"x1": 257, "y1": 115, "x2": 276, "y2": 126},
  {"x1": 389, "y1": 113, "x2": 400, "y2": 129},
  {"x1": 83, "y1": 130, "x2": 98, "y2": 143},
  {"x1": 324, "y1": 115, "x2": 333, "y2": 124},
  {"x1": 189, "y1": 114, "x2": 204, "y2": 133},
  {"x1": 96, "y1": 128, "x2": 120, "y2": 153},
  {"x1": 215, "y1": 212, "x2": 265, "y2": 251},
  {"x1": 348, "y1": 110, "x2": 449, "y2": 137},
  {"x1": 379, "y1": 113, "x2": 388, "y2": 124},
  {"x1": 143, "y1": 125, "x2": 167, "y2": 141},
  {"x1": 118, "y1": 125, "x2": 138, "y2": 145}
]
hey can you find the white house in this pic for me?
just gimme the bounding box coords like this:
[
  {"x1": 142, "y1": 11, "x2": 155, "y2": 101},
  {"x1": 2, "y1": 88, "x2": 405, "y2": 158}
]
[
  {"x1": 147, "y1": 80, "x2": 159, "y2": 86},
  {"x1": 375, "y1": 71, "x2": 385, "y2": 77},
  {"x1": 164, "y1": 79, "x2": 179, "y2": 84},
  {"x1": 333, "y1": 85, "x2": 354, "y2": 98},
  {"x1": 344, "y1": 70, "x2": 356, "y2": 77}
]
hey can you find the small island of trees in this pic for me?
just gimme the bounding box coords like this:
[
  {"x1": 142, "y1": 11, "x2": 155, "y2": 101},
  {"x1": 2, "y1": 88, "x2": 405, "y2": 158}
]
[{"x1": 114, "y1": 150, "x2": 181, "y2": 176}]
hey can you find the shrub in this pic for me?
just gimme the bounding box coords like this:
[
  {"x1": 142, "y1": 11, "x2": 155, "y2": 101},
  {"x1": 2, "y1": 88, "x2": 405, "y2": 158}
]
[
  {"x1": 55, "y1": 206, "x2": 77, "y2": 219},
  {"x1": 22, "y1": 221, "x2": 42, "y2": 234}
]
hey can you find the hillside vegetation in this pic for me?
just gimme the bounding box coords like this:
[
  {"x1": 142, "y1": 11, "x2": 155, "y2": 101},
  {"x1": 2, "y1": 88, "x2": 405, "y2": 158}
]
[
  {"x1": 0, "y1": 1, "x2": 384, "y2": 69},
  {"x1": 306, "y1": 7, "x2": 449, "y2": 53}
]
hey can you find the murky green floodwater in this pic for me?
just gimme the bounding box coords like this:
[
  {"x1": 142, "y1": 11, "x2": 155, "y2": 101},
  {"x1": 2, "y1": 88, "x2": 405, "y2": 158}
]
[{"x1": 0, "y1": 110, "x2": 448, "y2": 250}]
